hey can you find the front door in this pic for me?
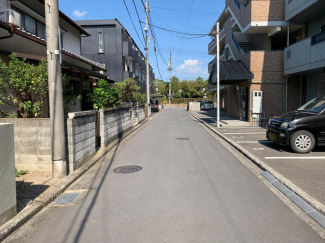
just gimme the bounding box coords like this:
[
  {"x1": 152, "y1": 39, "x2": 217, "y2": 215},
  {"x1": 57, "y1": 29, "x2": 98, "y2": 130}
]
[{"x1": 240, "y1": 87, "x2": 248, "y2": 121}]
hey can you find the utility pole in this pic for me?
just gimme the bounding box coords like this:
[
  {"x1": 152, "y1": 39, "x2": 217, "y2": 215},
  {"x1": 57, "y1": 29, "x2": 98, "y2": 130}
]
[
  {"x1": 145, "y1": 0, "x2": 151, "y2": 116},
  {"x1": 45, "y1": 0, "x2": 67, "y2": 178},
  {"x1": 216, "y1": 22, "x2": 220, "y2": 128},
  {"x1": 168, "y1": 48, "x2": 172, "y2": 104}
]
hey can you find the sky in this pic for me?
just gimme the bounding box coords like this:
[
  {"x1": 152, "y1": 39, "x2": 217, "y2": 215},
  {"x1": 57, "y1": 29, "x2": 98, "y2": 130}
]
[{"x1": 59, "y1": 0, "x2": 225, "y2": 82}]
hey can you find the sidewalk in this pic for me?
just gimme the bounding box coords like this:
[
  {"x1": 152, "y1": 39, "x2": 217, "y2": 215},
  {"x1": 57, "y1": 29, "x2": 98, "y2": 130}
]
[{"x1": 190, "y1": 110, "x2": 325, "y2": 214}]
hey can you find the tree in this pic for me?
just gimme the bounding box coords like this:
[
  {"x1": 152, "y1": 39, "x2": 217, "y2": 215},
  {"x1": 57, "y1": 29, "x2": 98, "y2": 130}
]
[
  {"x1": 87, "y1": 79, "x2": 120, "y2": 111},
  {"x1": 115, "y1": 78, "x2": 141, "y2": 103},
  {"x1": 171, "y1": 76, "x2": 180, "y2": 94},
  {"x1": 0, "y1": 54, "x2": 83, "y2": 117},
  {"x1": 157, "y1": 80, "x2": 168, "y2": 97},
  {"x1": 0, "y1": 54, "x2": 48, "y2": 118}
]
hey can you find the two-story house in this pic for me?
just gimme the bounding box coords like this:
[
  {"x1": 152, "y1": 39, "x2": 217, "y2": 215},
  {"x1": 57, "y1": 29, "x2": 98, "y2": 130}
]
[
  {"x1": 76, "y1": 19, "x2": 155, "y2": 95},
  {"x1": 208, "y1": 0, "x2": 305, "y2": 124},
  {"x1": 0, "y1": 0, "x2": 112, "y2": 114}
]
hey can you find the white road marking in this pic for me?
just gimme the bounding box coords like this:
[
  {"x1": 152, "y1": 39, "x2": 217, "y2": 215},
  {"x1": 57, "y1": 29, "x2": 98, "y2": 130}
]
[
  {"x1": 232, "y1": 136, "x2": 244, "y2": 139},
  {"x1": 265, "y1": 157, "x2": 325, "y2": 160},
  {"x1": 224, "y1": 132, "x2": 265, "y2": 135},
  {"x1": 237, "y1": 141, "x2": 273, "y2": 144},
  {"x1": 254, "y1": 148, "x2": 265, "y2": 151}
]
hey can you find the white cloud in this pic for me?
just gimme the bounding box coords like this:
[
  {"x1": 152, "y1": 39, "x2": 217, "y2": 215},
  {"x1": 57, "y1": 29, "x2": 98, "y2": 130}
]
[
  {"x1": 175, "y1": 59, "x2": 208, "y2": 75},
  {"x1": 72, "y1": 10, "x2": 88, "y2": 18}
]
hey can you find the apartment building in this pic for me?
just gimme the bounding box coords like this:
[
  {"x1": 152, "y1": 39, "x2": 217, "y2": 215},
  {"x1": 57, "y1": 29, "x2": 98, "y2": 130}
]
[
  {"x1": 76, "y1": 19, "x2": 155, "y2": 95},
  {"x1": 284, "y1": 0, "x2": 325, "y2": 103},
  {"x1": 208, "y1": 0, "x2": 306, "y2": 124},
  {"x1": 0, "y1": 0, "x2": 111, "y2": 114}
]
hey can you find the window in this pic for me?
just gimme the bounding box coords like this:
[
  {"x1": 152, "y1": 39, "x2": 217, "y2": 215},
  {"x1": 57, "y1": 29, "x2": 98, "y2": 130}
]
[
  {"x1": 98, "y1": 32, "x2": 104, "y2": 53},
  {"x1": 321, "y1": 25, "x2": 325, "y2": 33},
  {"x1": 37, "y1": 21, "x2": 45, "y2": 39},
  {"x1": 25, "y1": 14, "x2": 36, "y2": 34}
]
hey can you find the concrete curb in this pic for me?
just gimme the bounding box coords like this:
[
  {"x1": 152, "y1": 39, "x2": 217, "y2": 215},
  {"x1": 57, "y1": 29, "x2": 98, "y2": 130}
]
[
  {"x1": 187, "y1": 110, "x2": 325, "y2": 216},
  {"x1": 0, "y1": 114, "x2": 156, "y2": 242}
]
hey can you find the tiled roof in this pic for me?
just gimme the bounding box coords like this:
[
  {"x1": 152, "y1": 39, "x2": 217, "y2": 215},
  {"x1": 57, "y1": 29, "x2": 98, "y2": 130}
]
[{"x1": 0, "y1": 22, "x2": 106, "y2": 70}]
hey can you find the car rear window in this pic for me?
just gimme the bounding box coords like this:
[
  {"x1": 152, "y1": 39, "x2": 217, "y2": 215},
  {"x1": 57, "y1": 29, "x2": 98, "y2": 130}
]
[{"x1": 206, "y1": 101, "x2": 213, "y2": 104}]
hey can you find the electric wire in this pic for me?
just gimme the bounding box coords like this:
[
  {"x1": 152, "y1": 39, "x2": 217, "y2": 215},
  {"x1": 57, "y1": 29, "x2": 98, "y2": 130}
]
[
  {"x1": 122, "y1": 0, "x2": 145, "y2": 47},
  {"x1": 150, "y1": 6, "x2": 219, "y2": 15},
  {"x1": 132, "y1": 0, "x2": 146, "y2": 43}
]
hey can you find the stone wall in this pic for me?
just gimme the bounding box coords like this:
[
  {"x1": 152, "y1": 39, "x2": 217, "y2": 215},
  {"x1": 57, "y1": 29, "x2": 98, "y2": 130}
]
[
  {"x1": 99, "y1": 106, "x2": 132, "y2": 146},
  {"x1": 0, "y1": 123, "x2": 16, "y2": 226},
  {"x1": 66, "y1": 111, "x2": 96, "y2": 173},
  {"x1": 0, "y1": 118, "x2": 52, "y2": 172}
]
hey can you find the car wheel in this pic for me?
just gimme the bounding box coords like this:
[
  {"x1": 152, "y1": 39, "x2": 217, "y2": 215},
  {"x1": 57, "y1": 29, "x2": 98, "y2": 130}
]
[{"x1": 290, "y1": 130, "x2": 315, "y2": 153}]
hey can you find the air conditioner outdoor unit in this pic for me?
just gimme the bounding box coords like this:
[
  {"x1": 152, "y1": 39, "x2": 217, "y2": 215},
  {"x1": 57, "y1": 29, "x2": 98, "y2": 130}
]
[{"x1": 5, "y1": 9, "x2": 21, "y2": 27}]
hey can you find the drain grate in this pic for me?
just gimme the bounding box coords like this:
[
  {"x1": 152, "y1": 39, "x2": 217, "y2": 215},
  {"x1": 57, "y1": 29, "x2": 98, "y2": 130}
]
[
  {"x1": 114, "y1": 165, "x2": 142, "y2": 174},
  {"x1": 261, "y1": 171, "x2": 325, "y2": 229},
  {"x1": 308, "y1": 211, "x2": 325, "y2": 229},
  {"x1": 261, "y1": 171, "x2": 278, "y2": 183},
  {"x1": 54, "y1": 192, "x2": 83, "y2": 206}
]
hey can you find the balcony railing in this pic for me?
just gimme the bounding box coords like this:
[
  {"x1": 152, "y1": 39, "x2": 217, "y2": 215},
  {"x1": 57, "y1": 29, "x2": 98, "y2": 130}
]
[
  {"x1": 232, "y1": 32, "x2": 241, "y2": 54},
  {"x1": 232, "y1": 0, "x2": 241, "y2": 10},
  {"x1": 311, "y1": 32, "x2": 325, "y2": 45}
]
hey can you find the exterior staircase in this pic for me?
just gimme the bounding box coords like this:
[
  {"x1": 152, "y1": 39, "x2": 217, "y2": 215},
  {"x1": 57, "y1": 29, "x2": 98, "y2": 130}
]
[{"x1": 238, "y1": 42, "x2": 254, "y2": 53}]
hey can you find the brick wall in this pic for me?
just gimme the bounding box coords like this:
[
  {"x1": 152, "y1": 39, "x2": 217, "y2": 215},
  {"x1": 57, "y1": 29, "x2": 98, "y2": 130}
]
[
  {"x1": 287, "y1": 75, "x2": 307, "y2": 111},
  {"x1": 66, "y1": 111, "x2": 96, "y2": 173},
  {"x1": 99, "y1": 107, "x2": 132, "y2": 146},
  {"x1": 248, "y1": 34, "x2": 271, "y2": 50}
]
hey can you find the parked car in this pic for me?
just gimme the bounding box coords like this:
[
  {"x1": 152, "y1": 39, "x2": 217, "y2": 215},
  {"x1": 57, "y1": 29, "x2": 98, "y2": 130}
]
[
  {"x1": 202, "y1": 101, "x2": 214, "y2": 110},
  {"x1": 150, "y1": 99, "x2": 160, "y2": 112},
  {"x1": 266, "y1": 96, "x2": 325, "y2": 153}
]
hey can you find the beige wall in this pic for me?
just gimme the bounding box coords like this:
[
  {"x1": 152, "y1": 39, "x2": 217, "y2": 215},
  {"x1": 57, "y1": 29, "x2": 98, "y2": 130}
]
[{"x1": 0, "y1": 123, "x2": 17, "y2": 226}]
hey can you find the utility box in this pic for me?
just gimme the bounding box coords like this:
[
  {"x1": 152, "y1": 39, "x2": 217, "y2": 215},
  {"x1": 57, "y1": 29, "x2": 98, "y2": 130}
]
[
  {"x1": 0, "y1": 123, "x2": 17, "y2": 226},
  {"x1": 252, "y1": 91, "x2": 262, "y2": 114}
]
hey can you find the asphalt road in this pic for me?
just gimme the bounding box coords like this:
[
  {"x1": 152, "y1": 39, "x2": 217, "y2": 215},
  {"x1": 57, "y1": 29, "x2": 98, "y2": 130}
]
[{"x1": 5, "y1": 108, "x2": 325, "y2": 243}]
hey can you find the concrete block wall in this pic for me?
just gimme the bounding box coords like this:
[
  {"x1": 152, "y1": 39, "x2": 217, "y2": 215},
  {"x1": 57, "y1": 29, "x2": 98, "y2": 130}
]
[
  {"x1": 67, "y1": 111, "x2": 96, "y2": 173},
  {"x1": 136, "y1": 105, "x2": 145, "y2": 122},
  {"x1": 0, "y1": 123, "x2": 17, "y2": 226},
  {"x1": 99, "y1": 107, "x2": 132, "y2": 146},
  {"x1": 0, "y1": 118, "x2": 52, "y2": 172}
]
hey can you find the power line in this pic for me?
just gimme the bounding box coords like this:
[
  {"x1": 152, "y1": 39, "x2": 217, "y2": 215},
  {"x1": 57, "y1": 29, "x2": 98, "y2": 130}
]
[
  {"x1": 151, "y1": 11, "x2": 211, "y2": 32},
  {"x1": 122, "y1": 0, "x2": 145, "y2": 47},
  {"x1": 175, "y1": 0, "x2": 194, "y2": 67},
  {"x1": 140, "y1": 21, "x2": 208, "y2": 36},
  {"x1": 150, "y1": 6, "x2": 219, "y2": 15},
  {"x1": 132, "y1": 0, "x2": 146, "y2": 42}
]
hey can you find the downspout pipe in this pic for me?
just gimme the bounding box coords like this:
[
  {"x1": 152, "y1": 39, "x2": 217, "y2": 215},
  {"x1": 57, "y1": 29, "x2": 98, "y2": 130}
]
[{"x1": 0, "y1": 23, "x2": 16, "y2": 40}]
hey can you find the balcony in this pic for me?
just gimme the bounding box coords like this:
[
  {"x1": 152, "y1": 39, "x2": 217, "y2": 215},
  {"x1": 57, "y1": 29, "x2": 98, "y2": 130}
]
[
  {"x1": 123, "y1": 71, "x2": 134, "y2": 81},
  {"x1": 208, "y1": 38, "x2": 217, "y2": 55},
  {"x1": 284, "y1": 36, "x2": 325, "y2": 75},
  {"x1": 286, "y1": 0, "x2": 325, "y2": 23},
  {"x1": 123, "y1": 41, "x2": 135, "y2": 59}
]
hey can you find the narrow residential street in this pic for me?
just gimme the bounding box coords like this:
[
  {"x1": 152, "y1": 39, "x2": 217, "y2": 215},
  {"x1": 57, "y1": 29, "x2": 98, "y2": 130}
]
[{"x1": 5, "y1": 108, "x2": 325, "y2": 243}]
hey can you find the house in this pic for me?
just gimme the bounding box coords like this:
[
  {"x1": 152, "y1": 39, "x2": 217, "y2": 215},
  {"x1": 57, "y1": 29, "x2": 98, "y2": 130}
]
[
  {"x1": 0, "y1": 0, "x2": 113, "y2": 114},
  {"x1": 208, "y1": 0, "x2": 310, "y2": 124},
  {"x1": 284, "y1": 0, "x2": 325, "y2": 102},
  {"x1": 76, "y1": 19, "x2": 155, "y2": 95}
]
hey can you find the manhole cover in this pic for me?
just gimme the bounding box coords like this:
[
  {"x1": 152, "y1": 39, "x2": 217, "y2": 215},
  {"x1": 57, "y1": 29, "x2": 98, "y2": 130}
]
[
  {"x1": 176, "y1": 138, "x2": 189, "y2": 140},
  {"x1": 114, "y1": 165, "x2": 142, "y2": 174}
]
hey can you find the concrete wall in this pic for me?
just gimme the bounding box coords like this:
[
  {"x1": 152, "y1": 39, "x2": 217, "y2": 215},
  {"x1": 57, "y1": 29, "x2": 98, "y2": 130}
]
[
  {"x1": 66, "y1": 111, "x2": 96, "y2": 173},
  {"x1": 309, "y1": 14, "x2": 325, "y2": 36},
  {"x1": 0, "y1": 118, "x2": 52, "y2": 172},
  {"x1": 0, "y1": 124, "x2": 17, "y2": 226},
  {"x1": 99, "y1": 107, "x2": 132, "y2": 146},
  {"x1": 286, "y1": 0, "x2": 317, "y2": 21},
  {"x1": 284, "y1": 37, "x2": 325, "y2": 75},
  {"x1": 306, "y1": 73, "x2": 325, "y2": 101}
]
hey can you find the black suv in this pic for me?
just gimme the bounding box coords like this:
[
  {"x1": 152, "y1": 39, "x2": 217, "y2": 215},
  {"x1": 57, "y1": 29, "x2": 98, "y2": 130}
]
[
  {"x1": 266, "y1": 96, "x2": 325, "y2": 153},
  {"x1": 150, "y1": 99, "x2": 160, "y2": 112}
]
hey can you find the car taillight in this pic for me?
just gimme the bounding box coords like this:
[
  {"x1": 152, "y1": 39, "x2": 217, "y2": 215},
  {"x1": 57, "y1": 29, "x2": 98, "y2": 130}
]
[{"x1": 155, "y1": 105, "x2": 158, "y2": 108}]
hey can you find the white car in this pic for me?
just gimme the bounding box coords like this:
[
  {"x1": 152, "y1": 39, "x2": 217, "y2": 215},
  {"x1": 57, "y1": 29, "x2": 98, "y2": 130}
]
[{"x1": 202, "y1": 101, "x2": 214, "y2": 110}]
